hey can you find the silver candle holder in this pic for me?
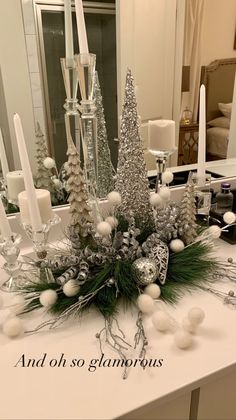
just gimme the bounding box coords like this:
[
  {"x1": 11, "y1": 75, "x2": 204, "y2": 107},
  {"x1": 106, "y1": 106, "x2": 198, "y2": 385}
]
[{"x1": 149, "y1": 149, "x2": 176, "y2": 192}]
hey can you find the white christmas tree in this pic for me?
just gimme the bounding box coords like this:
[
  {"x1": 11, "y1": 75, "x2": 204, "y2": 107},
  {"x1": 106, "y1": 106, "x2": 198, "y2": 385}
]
[
  {"x1": 178, "y1": 172, "x2": 198, "y2": 245},
  {"x1": 34, "y1": 122, "x2": 54, "y2": 190}
]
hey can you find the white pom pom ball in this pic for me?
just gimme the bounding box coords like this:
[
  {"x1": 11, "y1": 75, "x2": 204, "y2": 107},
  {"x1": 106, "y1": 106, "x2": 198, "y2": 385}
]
[
  {"x1": 107, "y1": 191, "x2": 122, "y2": 206},
  {"x1": 3, "y1": 317, "x2": 24, "y2": 337},
  {"x1": 174, "y1": 330, "x2": 193, "y2": 349},
  {"x1": 144, "y1": 284, "x2": 161, "y2": 299},
  {"x1": 182, "y1": 316, "x2": 197, "y2": 334},
  {"x1": 43, "y1": 157, "x2": 56, "y2": 169},
  {"x1": 63, "y1": 280, "x2": 80, "y2": 297},
  {"x1": 207, "y1": 225, "x2": 221, "y2": 239},
  {"x1": 159, "y1": 186, "x2": 171, "y2": 201},
  {"x1": 97, "y1": 221, "x2": 112, "y2": 237},
  {"x1": 188, "y1": 307, "x2": 205, "y2": 325},
  {"x1": 9, "y1": 295, "x2": 26, "y2": 315},
  {"x1": 39, "y1": 289, "x2": 58, "y2": 307},
  {"x1": 152, "y1": 311, "x2": 170, "y2": 332},
  {"x1": 0, "y1": 294, "x2": 4, "y2": 310},
  {"x1": 53, "y1": 178, "x2": 62, "y2": 189},
  {"x1": 169, "y1": 239, "x2": 185, "y2": 253},
  {"x1": 149, "y1": 193, "x2": 162, "y2": 208},
  {"x1": 162, "y1": 171, "x2": 174, "y2": 185},
  {"x1": 223, "y1": 211, "x2": 236, "y2": 225},
  {"x1": 105, "y1": 216, "x2": 118, "y2": 229},
  {"x1": 137, "y1": 294, "x2": 154, "y2": 314}
]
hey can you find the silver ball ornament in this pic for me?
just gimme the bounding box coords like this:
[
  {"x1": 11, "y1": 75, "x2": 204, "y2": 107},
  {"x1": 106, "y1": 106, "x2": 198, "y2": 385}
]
[{"x1": 132, "y1": 258, "x2": 158, "y2": 286}]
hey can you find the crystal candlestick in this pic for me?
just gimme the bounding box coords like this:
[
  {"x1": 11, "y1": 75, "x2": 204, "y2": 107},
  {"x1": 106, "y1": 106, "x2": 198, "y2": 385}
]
[
  {"x1": 76, "y1": 53, "x2": 97, "y2": 193},
  {"x1": 149, "y1": 149, "x2": 176, "y2": 192},
  {"x1": 22, "y1": 214, "x2": 61, "y2": 283},
  {"x1": 0, "y1": 233, "x2": 23, "y2": 292}
]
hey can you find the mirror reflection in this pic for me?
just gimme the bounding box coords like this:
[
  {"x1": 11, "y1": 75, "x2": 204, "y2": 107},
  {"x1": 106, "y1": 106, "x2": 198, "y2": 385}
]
[{"x1": 0, "y1": 0, "x2": 236, "y2": 215}]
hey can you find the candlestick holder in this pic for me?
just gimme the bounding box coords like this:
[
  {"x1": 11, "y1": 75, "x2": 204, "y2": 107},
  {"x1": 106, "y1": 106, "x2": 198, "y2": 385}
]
[
  {"x1": 0, "y1": 233, "x2": 23, "y2": 292},
  {"x1": 75, "y1": 53, "x2": 98, "y2": 193},
  {"x1": 192, "y1": 173, "x2": 212, "y2": 226},
  {"x1": 149, "y1": 149, "x2": 176, "y2": 192},
  {"x1": 21, "y1": 213, "x2": 61, "y2": 283}
]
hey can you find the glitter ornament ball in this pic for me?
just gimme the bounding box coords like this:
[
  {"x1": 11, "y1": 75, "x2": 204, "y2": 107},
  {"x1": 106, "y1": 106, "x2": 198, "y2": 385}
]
[
  {"x1": 3, "y1": 317, "x2": 24, "y2": 337},
  {"x1": 162, "y1": 171, "x2": 174, "y2": 185},
  {"x1": 188, "y1": 307, "x2": 205, "y2": 325},
  {"x1": 144, "y1": 284, "x2": 161, "y2": 299},
  {"x1": 207, "y1": 225, "x2": 221, "y2": 239},
  {"x1": 63, "y1": 280, "x2": 80, "y2": 297},
  {"x1": 152, "y1": 311, "x2": 170, "y2": 332},
  {"x1": 137, "y1": 294, "x2": 154, "y2": 314},
  {"x1": 105, "y1": 216, "x2": 118, "y2": 229},
  {"x1": 43, "y1": 157, "x2": 56, "y2": 169},
  {"x1": 107, "y1": 191, "x2": 122, "y2": 206},
  {"x1": 131, "y1": 258, "x2": 158, "y2": 286},
  {"x1": 182, "y1": 316, "x2": 197, "y2": 334},
  {"x1": 223, "y1": 211, "x2": 236, "y2": 225},
  {"x1": 149, "y1": 193, "x2": 162, "y2": 208},
  {"x1": 96, "y1": 221, "x2": 112, "y2": 236},
  {"x1": 169, "y1": 239, "x2": 185, "y2": 253},
  {"x1": 159, "y1": 186, "x2": 171, "y2": 201},
  {"x1": 174, "y1": 330, "x2": 193, "y2": 349},
  {"x1": 39, "y1": 289, "x2": 58, "y2": 307}
]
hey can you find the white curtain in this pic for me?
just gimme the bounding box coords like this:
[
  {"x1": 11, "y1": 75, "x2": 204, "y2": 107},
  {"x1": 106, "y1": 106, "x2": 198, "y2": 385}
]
[{"x1": 184, "y1": 0, "x2": 205, "y2": 122}]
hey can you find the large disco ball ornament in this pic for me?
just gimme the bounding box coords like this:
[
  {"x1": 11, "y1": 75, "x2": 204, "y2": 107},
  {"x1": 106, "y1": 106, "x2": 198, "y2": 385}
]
[{"x1": 131, "y1": 257, "x2": 158, "y2": 286}]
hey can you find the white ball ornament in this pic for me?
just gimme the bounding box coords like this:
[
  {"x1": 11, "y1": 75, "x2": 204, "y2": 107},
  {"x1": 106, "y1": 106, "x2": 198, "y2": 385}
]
[
  {"x1": 159, "y1": 186, "x2": 171, "y2": 201},
  {"x1": 107, "y1": 191, "x2": 122, "y2": 206},
  {"x1": 137, "y1": 294, "x2": 154, "y2": 314},
  {"x1": 63, "y1": 280, "x2": 80, "y2": 297},
  {"x1": 152, "y1": 311, "x2": 170, "y2": 332},
  {"x1": 144, "y1": 284, "x2": 161, "y2": 299},
  {"x1": 207, "y1": 225, "x2": 221, "y2": 239},
  {"x1": 96, "y1": 221, "x2": 112, "y2": 237},
  {"x1": 3, "y1": 317, "x2": 24, "y2": 337},
  {"x1": 39, "y1": 289, "x2": 58, "y2": 307},
  {"x1": 149, "y1": 193, "x2": 162, "y2": 208},
  {"x1": 169, "y1": 239, "x2": 185, "y2": 253},
  {"x1": 223, "y1": 211, "x2": 236, "y2": 225},
  {"x1": 182, "y1": 316, "x2": 197, "y2": 334},
  {"x1": 162, "y1": 171, "x2": 174, "y2": 185},
  {"x1": 174, "y1": 330, "x2": 193, "y2": 349},
  {"x1": 105, "y1": 216, "x2": 118, "y2": 229},
  {"x1": 43, "y1": 157, "x2": 56, "y2": 169},
  {"x1": 188, "y1": 307, "x2": 205, "y2": 325}
]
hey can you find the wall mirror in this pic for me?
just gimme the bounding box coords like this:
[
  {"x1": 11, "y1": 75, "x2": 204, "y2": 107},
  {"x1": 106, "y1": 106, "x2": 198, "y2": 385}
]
[{"x1": 0, "y1": 0, "x2": 236, "y2": 215}]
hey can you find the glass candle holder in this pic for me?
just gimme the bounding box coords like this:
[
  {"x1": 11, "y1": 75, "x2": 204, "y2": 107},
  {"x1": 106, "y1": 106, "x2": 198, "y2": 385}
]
[
  {"x1": 192, "y1": 173, "x2": 212, "y2": 226},
  {"x1": 0, "y1": 233, "x2": 23, "y2": 292},
  {"x1": 149, "y1": 149, "x2": 176, "y2": 192}
]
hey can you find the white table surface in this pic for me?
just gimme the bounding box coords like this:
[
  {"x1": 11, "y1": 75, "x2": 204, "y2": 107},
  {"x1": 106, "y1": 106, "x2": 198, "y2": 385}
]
[{"x1": 0, "y1": 239, "x2": 236, "y2": 420}]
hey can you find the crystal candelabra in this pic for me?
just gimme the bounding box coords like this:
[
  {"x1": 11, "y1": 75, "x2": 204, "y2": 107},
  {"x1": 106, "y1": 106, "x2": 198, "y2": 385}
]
[
  {"x1": 149, "y1": 149, "x2": 176, "y2": 192},
  {"x1": 21, "y1": 214, "x2": 61, "y2": 283},
  {"x1": 0, "y1": 233, "x2": 23, "y2": 292},
  {"x1": 75, "y1": 53, "x2": 97, "y2": 194}
]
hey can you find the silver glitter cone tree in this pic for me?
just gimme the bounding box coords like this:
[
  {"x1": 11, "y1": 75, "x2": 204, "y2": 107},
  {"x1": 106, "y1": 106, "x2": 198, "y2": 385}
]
[
  {"x1": 93, "y1": 72, "x2": 115, "y2": 197},
  {"x1": 178, "y1": 172, "x2": 198, "y2": 245},
  {"x1": 34, "y1": 122, "x2": 54, "y2": 190},
  {"x1": 115, "y1": 69, "x2": 154, "y2": 228},
  {"x1": 66, "y1": 134, "x2": 94, "y2": 241}
]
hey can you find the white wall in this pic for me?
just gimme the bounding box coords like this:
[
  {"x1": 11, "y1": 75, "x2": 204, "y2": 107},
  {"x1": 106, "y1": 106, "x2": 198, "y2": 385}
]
[
  {"x1": 0, "y1": 0, "x2": 36, "y2": 172},
  {"x1": 201, "y1": 0, "x2": 236, "y2": 66}
]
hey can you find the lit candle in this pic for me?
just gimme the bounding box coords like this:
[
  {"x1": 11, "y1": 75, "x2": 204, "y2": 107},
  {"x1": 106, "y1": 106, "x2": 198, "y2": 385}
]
[
  {"x1": 13, "y1": 113, "x2": 42, "y2": 231},
  {"x1": 18, "y1": 189, "x2": 53, "y2": 226},
  {"x1": 148, "y1": 120, "x2": 175, "y2": 153},
  {"x1": 0, "y1": 128, "x2": 9, "y2": 179},
  {"x1": 75, "y1": 0, "x2": 89, "y2": 54},
  {"x1": 6, "y1": 171, "x2": 25, "y2": 202},
  {"x1": 64, "y1": 0, "x2": 74, "y2": 67},
  {"x1": 197, "y1": 84, "x2": 206, "y2": 186},
  {"x1": 0, "y1": 197, "x2": 12, "y2": 239}
]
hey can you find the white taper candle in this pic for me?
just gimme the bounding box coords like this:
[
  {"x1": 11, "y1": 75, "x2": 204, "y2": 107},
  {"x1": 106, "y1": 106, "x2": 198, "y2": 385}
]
[
  {"x1": 0, "y1": 197, "x2": 12, "y2": 239},
  {"x1": 197, "y1": 85, "x2": 206, "y2": 186},
  {"x1": 13, "y1": 114, "x2": 42, "y2": 231},
  {"x1": 0, "y1": 128, "x2": 9, "y2": 179},
  {"x1": 75, "y1": 0, "x2": 89, "y2": 54},
  {"x1": 64, "y1": 0, "x2": 74, "y2": 66}
]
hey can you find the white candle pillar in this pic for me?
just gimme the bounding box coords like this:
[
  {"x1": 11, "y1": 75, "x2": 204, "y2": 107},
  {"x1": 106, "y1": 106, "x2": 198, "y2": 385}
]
[
  {"x1": 18, "y1": 189, "x2": 52, "y2": 225},
  {"x1": 6, "y1": 171, "x2": 25, "y2": 202},
  {"x1": 0, "y1": 128, "x2": 9, "y2": 179},
  {"x1": 197, "y1": 85, "x2": 206, "y2": 186},
  {"x1": 75, "y1": 0, "x2": 89, "y2": 54},
  {"x1": 64, "y1": 0, "x2": 74, "y2": 66},
  {"x1": 13, "y1": 114, "x2": 42, "y2": 231},
  {"x1": 0, "y1": 198, "x2": 12, "y2": 239},
  {"x1": 148, "y1": 120, "x2": 175, "y2": 153}
]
